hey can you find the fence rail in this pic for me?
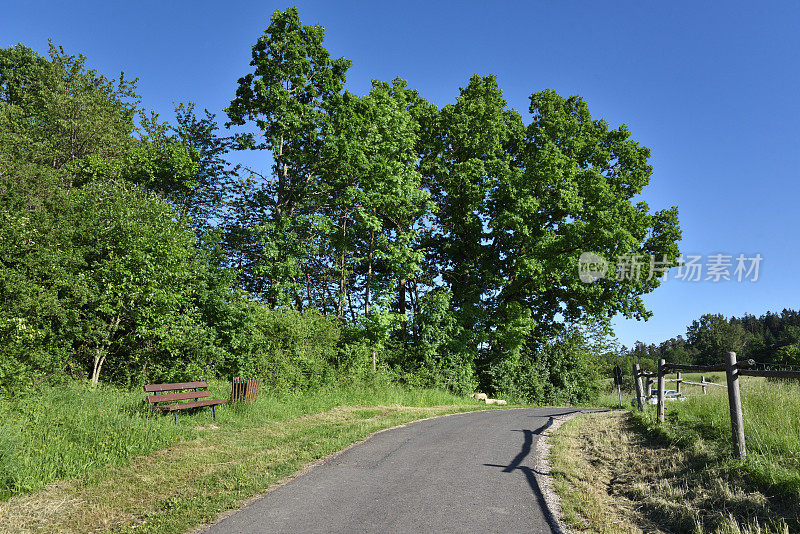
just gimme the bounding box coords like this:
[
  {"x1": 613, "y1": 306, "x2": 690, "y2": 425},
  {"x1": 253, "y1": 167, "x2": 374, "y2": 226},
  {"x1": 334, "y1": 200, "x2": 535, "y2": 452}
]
[{"x1": 632, "y1": 352, "x2": 800, "y2": 458}]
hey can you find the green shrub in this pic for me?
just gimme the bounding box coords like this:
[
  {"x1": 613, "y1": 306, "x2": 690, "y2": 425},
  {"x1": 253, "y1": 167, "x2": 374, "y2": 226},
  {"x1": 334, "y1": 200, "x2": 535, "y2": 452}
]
[
  {"x1": 218, "y1": 302, "x2": 341, "y2": 391},
  {"x1": 490, "y1": 334, "x2": 602, "y2": 405},
  {"x1": 400, "y1": 289, "x2": 478, "y2": 395},
  {"x1": 0, "y1": 177, "x2": 221, "y2": 391}
]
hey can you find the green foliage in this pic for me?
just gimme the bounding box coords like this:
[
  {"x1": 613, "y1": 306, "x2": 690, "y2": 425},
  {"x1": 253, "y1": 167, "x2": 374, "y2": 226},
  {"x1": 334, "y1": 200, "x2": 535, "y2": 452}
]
[
  {"x1": 0, "y1": 43, "x2": 224, "y2": 390},
  {"x1": 492, "y1": 334, "x2": 603, "y2": 405},
  {"x1": 623, "y1": 309, "x2": 800, "y2": 370},
  {"x1": 218, "y1": 302, "x2": 342, "y2": 391},
  {"x1": 223, "y1": 12, "x2": 679, "y2": 400},
  {"x1": 401, "y1": 289, "x2": 477, "y2": 394},
  {"x1": 687, "y1": 313, "x2": 750, "y2": 365},
  {"x1": 2, "y1": 10, "x2": 682, "y2": 408},
  {"x1": 0, "y1": 177, "x2": 218, "y2": 389},
  {"x1": 0, "y1": 42, "x2": 138, "y2": 174},
  {"x1": 225, "y1": 7, "x2": 351, "y2": 304},
  {"x1": 415, "y1": 75, "x2": 680, "y2": 392}
]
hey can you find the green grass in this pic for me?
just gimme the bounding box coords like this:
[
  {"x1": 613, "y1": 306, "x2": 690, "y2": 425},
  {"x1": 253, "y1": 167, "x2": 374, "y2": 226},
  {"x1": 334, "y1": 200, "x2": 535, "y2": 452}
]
[
  {"x1": 628, "y1": 376, "x2": 800, "y2": 500},
  {"x1": 0, "y1": 377, "x2": 482, "y2": 502},
  {"x1": 550, "y1": 410, "x2": 793, "y2": 533},
  {"x1": 0, "y1": 380, "x2": 499, "y2": 533},
  {"x1": 0, "y1": 382, "x2": 185, "y2": 500},
  {"x1": 575, "y1": 374, "x2": 800, "y2": 530}
]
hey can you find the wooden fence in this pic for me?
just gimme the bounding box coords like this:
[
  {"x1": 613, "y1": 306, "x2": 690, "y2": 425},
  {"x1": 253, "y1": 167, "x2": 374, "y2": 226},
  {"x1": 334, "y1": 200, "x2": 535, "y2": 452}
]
[
  {"x1": 637, "y1": 369, "x2": 726, "y2": 400},
  {"x1": 632, "y1": 352, "x2": 800, "y2": 458}
]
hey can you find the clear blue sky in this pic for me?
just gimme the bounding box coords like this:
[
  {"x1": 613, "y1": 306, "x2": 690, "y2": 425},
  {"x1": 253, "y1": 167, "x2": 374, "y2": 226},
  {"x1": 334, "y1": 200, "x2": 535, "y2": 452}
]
[{"x1": 3, "y1": 1, "x2": 799, "y2": 348}]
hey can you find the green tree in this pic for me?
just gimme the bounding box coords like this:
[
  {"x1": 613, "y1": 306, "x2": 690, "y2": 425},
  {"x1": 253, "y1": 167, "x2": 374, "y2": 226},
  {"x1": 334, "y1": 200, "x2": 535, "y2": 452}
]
[
  {"x1": 320, "y1": 79, "x2": 430, "y2": 321},
  {"x1": 418, "y1": 74, "x2": 525, "y2": 366},
  {"x1": 482, "y1": 89, "x2": 680, "y2": 391},
  {"x1": 686, "y1": 313, "x2": 749, "y2": 365},
  {"x1": 0, "y1": 43, "x2": 227, "y2": 390},
  {"x1": 0, "y1": 42, "x2": 137, "y2": 175},
  {"x1": 225, "y1": 7, "x2": 351, "y2": 304}
]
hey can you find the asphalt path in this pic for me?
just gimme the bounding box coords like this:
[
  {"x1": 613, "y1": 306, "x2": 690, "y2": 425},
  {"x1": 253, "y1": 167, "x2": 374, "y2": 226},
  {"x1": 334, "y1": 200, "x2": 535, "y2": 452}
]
[{"x1": 205, "y1": 407, "x2": 585, "y2": 534}]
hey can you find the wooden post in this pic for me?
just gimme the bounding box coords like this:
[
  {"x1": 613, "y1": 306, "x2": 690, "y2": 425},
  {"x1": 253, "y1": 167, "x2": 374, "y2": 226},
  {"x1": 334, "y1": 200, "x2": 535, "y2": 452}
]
[
  {"x1": 725, "y1": 351, "x2": 747, "y2": 458},
  {"x1": 701, "y1": 375, "x2": 707, "y2": 395},
  {"x1": 645, "y1": 376, "x2": 652, "y2": 397},
  {"x1": 676, "y1": 371, "x2": 682, "y2": 394},
  {"x1": 657, "y1": 358, "x2": 666, "y2": 423},
  {"x1": 372, "y1": 350, "x2": 377, "y2": 372},
  {"x1": 633, "y1": 363, "x2": 645, "y2": 411}
]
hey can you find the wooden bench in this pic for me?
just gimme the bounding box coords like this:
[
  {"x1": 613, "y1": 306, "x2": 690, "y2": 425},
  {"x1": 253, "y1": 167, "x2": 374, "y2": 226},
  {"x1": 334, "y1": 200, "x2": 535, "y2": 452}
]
[{"x1": 144, "y1": 381, "x2": 227, "y2": 423}]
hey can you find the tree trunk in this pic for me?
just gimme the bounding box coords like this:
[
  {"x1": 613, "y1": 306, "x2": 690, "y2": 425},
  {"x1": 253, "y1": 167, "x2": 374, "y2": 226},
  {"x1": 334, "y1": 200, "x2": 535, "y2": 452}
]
[
  {"x1": 365, "y1": 230, "x2": 374, "y2": 316},
  {"x1": 398, "y1": 278, "x2": 406, "y2": 316},
  {"x1": 413, "y1": 279, "x2": 420, "y2": 342},
  {"x1": 306, "y1": 272, "x2": 313, "y2": 310},
  {"x1": 91, "y1": 351, "x2": 106, "y2": 389},
  {"x1": 338, "y1": 216, "x2": 348, "y2": 318},
  {"x1": 277, "y1": 131, "x2": 286, "y2": 218}
]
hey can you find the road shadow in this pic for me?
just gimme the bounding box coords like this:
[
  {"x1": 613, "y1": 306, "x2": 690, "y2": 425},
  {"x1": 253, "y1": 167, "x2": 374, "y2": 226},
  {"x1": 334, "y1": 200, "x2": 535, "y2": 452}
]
[{"x1": 484, "y1": 410, "x2": 586, "y2": 533}]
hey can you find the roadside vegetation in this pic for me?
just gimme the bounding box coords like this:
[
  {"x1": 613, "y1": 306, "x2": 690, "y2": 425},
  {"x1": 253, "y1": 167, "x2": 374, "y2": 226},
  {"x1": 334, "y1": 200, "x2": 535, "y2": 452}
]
[
  {"x1": 1, "y1": 6, "x2": 684, "y2": 532},
  {"x1": 1, "y1": 7, "x2": 679, "y2": 407},
  {"x1": 0, "y1": 379, "x2": 495, "y2": 533},
  {"x1": 551, "y1": 377, "x2": 800, "y2": 532}
]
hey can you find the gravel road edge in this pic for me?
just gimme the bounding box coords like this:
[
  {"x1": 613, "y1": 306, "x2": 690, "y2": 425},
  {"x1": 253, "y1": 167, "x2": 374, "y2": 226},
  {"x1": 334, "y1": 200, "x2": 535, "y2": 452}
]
[{"x1": 531, "y1": 410, "x2": 586, "y2": 534}]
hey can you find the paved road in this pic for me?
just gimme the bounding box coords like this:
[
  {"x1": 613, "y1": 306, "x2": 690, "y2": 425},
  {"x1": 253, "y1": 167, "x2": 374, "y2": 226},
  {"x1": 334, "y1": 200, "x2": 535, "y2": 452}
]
[{"x1": 205, "y1": 407, "x2": 583, "y2": 534}]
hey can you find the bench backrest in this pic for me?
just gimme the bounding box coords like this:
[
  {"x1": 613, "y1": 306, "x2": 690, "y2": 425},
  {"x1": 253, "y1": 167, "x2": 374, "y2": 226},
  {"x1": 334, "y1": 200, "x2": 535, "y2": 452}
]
[{"x1": 144, "y1": 381, "x2": 210, "y2": 405}]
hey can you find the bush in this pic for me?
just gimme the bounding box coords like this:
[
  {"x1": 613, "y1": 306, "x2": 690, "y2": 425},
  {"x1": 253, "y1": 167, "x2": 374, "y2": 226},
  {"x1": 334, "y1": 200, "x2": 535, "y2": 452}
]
[
  {"x1": 400, "y1": 289, "x2": 478, "y2": 395},
  {"x1": 218, "y1": 302, "x2": 341, "y2": 391},
  {"x1": 0, "y1": 177, "x2": 220, "y2": 391},
  {"x1": 491, "y1": 334, "x2": 602, "y2": 405}
]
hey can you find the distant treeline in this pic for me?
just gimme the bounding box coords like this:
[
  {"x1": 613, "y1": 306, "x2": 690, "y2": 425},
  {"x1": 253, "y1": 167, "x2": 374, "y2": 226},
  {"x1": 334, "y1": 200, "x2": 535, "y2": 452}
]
[
  {"x1": 0, "y1": 8, "x2": 680, "y2": 402},
  {"x1": 617, "y1": 309, "x2": 800, "y2": 372}
]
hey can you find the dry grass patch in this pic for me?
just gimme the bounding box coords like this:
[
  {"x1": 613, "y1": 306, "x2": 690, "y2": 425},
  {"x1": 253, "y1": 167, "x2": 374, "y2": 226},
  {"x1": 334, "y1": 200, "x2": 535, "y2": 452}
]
[
  {"x1": 549, "y1": 411, "x2": 793, "y2": 533},
  {"x1": 0, "y1": 405, "x2": 479, "y2": 534}
]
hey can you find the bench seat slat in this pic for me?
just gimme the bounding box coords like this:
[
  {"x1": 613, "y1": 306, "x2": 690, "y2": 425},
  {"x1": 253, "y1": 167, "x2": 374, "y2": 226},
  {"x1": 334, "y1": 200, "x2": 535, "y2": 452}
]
[
  {"x1": 153, "y1": 399, "x2": 228, "y2": 412},
  {"x1": 144, "y1": 381, "x2": 207, "y2": 393},
  {"x1": 147, "y1": 390, "x2": 210, "y2": 404}
]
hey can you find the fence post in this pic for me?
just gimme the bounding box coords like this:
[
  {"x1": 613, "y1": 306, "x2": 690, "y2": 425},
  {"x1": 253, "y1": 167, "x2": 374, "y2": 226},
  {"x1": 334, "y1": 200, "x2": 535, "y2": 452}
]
[
  {"x1": 657, "y1": 358, "x2": 666, "y2": 423},
  {"x1": 633, "y1": 363, "x2": 645, "y2": 411},
  {"x1": 676, "y1": 371, "x2": 682, "y2": 394},
  {"x1": 701, "y1": 375, "x2": 707, "y2": 395},
  {"x1": 725, "y1": 351, "x2": 746, "y2": 458}
]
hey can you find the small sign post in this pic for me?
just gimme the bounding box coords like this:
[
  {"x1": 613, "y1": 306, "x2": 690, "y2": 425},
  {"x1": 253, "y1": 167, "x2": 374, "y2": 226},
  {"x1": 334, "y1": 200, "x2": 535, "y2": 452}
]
[{"x1": 613, "y1": 365, "x2": 623, "y2": 407}]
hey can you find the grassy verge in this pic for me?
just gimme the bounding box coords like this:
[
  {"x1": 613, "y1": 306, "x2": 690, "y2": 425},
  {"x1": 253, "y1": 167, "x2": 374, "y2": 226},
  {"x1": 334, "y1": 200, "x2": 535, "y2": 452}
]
[
  {"x1": 0, "y1": 380, "x2": 495, "y2": 533},
  {"x1": 631, "y1": 376, "x2": 800, "y2": 501},
  {"x1": 549, "y1": 411, "x2": 647, "y2": 533},
  {"x1": 550, "y1": 384, "x2": 799, "y2": 533}
]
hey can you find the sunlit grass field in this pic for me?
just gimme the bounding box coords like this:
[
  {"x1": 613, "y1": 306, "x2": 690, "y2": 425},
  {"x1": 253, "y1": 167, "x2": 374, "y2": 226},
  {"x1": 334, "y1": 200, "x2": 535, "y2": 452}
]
[
  {"x1": 626, "y1": 375, "x2": 800, "y2": 499},
  {"x1": 551, "y1": 374, "x2": 800, "y2": 532},
  {"x1": 0, "y1": 378, "x2": 480, "y2": 501}
]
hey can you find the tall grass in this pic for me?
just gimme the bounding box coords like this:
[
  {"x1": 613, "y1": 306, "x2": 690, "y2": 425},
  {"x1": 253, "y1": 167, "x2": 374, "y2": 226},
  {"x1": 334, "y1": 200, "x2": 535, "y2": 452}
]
[
  {"x1": 0, "y1": 376, "x2": 475, "y2": 501},
  {"x1": 630, "y1": 377, "x2": 800, "y2": 499},
  {"x1": 0, "y1": 383, "x2": 185, "y2": 499}
]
